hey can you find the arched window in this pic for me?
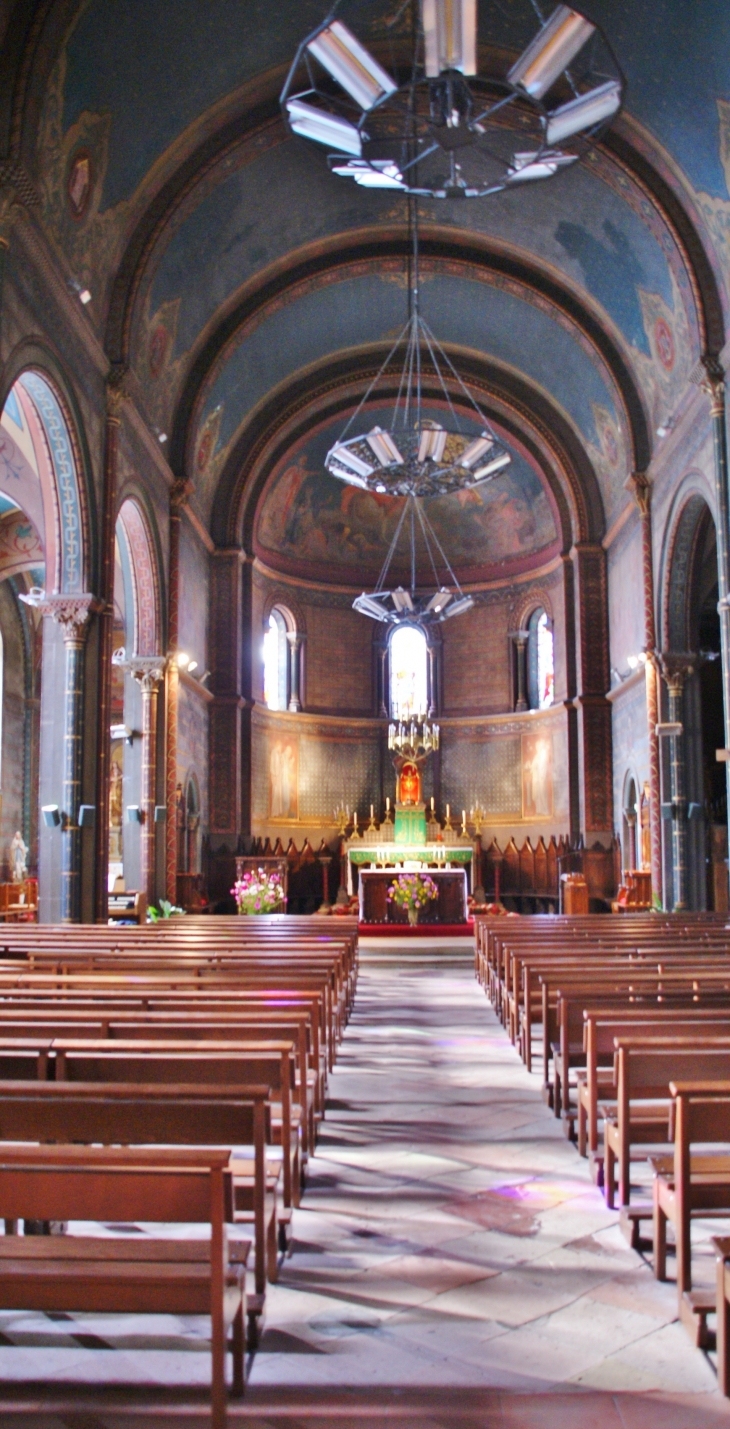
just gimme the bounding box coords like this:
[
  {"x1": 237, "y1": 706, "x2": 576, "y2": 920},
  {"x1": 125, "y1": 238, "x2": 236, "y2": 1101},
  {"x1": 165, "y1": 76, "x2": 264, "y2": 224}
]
[
  {"x1": 527, "y1": 608, "x2": 554, "y2": 710},
  {"x1": 390, "y1": 624, "x2": 428, "y2": 720},
  {"x1": 0, "y1": 625, "x2": 5, "y2": 793},
  {"x1": 263, "y1": 608, "x2": 289, "y2": 711}
]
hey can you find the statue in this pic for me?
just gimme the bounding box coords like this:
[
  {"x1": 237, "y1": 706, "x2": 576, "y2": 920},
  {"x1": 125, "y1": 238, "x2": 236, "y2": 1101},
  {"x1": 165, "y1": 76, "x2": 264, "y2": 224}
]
[
  {"x1": 397, "y1": 760, "x2": 421, "y2": 806},
  {"x1": 10, "y1": 830, "x2": 28, "y2": 884}
]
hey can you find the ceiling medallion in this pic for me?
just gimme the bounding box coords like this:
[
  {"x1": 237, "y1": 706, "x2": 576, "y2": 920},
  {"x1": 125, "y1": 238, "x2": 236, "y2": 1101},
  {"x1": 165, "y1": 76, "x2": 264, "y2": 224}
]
[{"x1": 281, "y1": 1, "x2": 624, "y2": 202}]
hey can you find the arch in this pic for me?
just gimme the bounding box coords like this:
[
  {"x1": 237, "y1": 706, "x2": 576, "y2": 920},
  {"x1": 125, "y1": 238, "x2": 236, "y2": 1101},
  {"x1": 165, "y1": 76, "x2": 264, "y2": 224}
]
[
  {"x1": 0, "y1": 351, "x2": 92, "y2": 597},
  {"x1": 263, "y1": 603, "x2": 294, "y2": 712},
  {"x1": 115, "y1": 496, "x2": 162, "y2": 657},
  {"x1": 662, "y1": 489, "x2": 715, "y2": 653},
  {"x1": 621, "y1": 767, "x2": 641, "y2": 874},
  {"x1": 525, "y1": 607, "x2": 555, "y2": 711}
]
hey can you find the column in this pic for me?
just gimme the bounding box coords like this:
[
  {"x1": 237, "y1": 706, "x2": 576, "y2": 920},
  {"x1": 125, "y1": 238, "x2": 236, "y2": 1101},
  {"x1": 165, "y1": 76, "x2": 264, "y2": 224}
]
[
  {"x1": 286, "y1": 633, "x2": 303, "y2": 712},
  {"x1": 625, "y1": 811, "x2": 637, "y2": 873},
  {"x1": 572, "y1": 544, "x2": 613, "y2": 839},
  {"x1": 512, "y1": 630, "x2": 529, "y2": 711},
  {"x1": 661, "y1": 655, "x2": 694, "y2": 911},
  {"x1": 0, "y1": 184, "x2": 22, "y2": 344},
  {"x1": 626, "y1": 472, "x2": 662, "y2": 907},
  {"x1": 40, "y1": 596, "x2": 99, "y2": 922},
  {"x1": 165, "y1": 480, "x2": 188, "y2": 903},
  {"x1": 94, "y1": 369, "x2": 127, "y2": 921},
  {"x1": 131, "y1": 658, "x2": 165, "y2": 905},
  {"x1": 703, "y1": 366, "x2": 730, "y2": 907}
]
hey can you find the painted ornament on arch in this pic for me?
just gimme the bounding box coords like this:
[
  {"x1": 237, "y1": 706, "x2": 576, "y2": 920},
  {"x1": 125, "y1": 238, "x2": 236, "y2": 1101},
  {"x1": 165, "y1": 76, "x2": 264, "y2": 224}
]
[
  {"x1": 66, "y1": 151, "x2": 93, "y2": 219},
  {"x1": 654, "y1": 317, "x2": 675, "y2": 372},
  {"x1": 148, "y1": 325, "x2": 169, "y2": 380}
]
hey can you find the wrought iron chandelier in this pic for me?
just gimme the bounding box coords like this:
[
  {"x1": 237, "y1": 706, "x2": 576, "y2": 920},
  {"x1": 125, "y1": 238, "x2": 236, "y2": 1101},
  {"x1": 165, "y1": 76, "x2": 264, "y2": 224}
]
[
  {"x1": 352, "y1": 488, "x2": 476, "y2": 624},
  {"x1": 281, "y1": 1, "x2": 624, "y2": 202}
]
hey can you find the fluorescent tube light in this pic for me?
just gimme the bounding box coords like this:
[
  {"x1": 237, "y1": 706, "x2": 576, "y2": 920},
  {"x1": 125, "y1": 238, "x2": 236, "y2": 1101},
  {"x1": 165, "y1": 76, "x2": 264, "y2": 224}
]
[
  {"x1": 508, "y1": 6, "x2": 595, "y2": 100},
  {"x1": 328, "y1": 443, "x2": 375, "y2": 478},
  {"x1": 307, "y1": 21, "x2": 397, "y2": 110},
  {"x1": 442, "y1": 594, "x2": 475, "y2": 618},
  {"x1": 422, "y1": 0, "x2": 477, "y2": 77},
  {"x1": 507, "y1": 150, "x2": 577, "y2": 182},
  {"x1": 546, "y1": 80, "x2": 622, "y2": 144},
  {"x1": 392, "y1": 587, "x2": 415, "y2": 612},
  {"x1": 331, "y1": 159, "x2": 405, "y2": 188},
  {"x1": 287, "y1": 99, "x2": 362, "y2": 156},
  {"x1": 328, "y1": 463, "x2": 370, "y2": 488},
  {"x1": 367, "y1": 427, "x2": 404, "y2": 465},
  {"x1": 426, "y1": 588, "x2": 453, "y2": 612},
  {"x1": 354, "y1": 593, "x2": 390, "y2": 620},
  {"x1": 459, "y1": 434, "x2": 493, "y2": 469},
  {"x1": 418, "y1": 426, "x2": 447, "y2": 462},
  {"x1": 473, "y1": 452, "x2": 512, "y2": 479}
]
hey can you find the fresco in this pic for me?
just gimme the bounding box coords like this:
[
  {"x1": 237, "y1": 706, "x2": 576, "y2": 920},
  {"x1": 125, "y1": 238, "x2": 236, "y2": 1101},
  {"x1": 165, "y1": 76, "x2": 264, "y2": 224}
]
[
  {"x1": 195, "y1": 267, "x2": 628, "y2": 526},
  {"x1": 254, "y1": 406, "x2": 559, "y2": 585},
  {"x1": 269, "y1": 735, "x2": 299, "y2": 822},
  {"x1": 522, "y1": 731, "x2": 554, "y2": 820}
]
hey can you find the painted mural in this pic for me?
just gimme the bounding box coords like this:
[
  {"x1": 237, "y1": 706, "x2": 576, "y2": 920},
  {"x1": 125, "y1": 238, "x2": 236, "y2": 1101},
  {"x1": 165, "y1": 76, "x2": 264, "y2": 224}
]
[
  {"x1": 255, "y1": 407, "x2": 558, "y2": 585},
  {"x1": 522, "y1": 731, "x2": 554, "y2": 821}
]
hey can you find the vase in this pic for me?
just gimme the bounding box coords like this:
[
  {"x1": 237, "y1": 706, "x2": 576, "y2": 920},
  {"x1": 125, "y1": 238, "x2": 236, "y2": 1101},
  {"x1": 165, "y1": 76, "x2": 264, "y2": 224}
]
[{"x1": 407, "y1": 907, "x2": 418, "y2": 927}]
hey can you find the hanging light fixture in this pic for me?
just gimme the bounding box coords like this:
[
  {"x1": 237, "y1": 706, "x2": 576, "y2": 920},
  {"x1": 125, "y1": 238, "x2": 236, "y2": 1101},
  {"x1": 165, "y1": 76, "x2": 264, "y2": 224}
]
[
  {"x1": 352, "y1": 489, "x2": 476, "y2": 626},
  {"x1": 281, "y1": 2, "x2": 624, "y2": 202}
]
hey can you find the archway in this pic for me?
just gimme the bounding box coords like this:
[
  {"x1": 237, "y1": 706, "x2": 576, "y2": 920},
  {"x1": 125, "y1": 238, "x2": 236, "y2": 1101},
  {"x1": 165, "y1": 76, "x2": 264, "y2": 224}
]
[
  {"x1": 111, "y1": 498, "x2": 164, "y2": 906},
  {"x1": 662, "y1": 492, "x2": 722, "y2": 909}
]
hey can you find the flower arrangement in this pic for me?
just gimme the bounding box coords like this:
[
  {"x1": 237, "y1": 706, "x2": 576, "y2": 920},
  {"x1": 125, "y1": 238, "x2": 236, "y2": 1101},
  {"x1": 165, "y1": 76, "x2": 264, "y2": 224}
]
[
  {"x1": 231, "y1": 868, "x2": 285, "y2": 915},
  {"x1": 387, "y1": 872, "x2": 439, "y2": 926}
]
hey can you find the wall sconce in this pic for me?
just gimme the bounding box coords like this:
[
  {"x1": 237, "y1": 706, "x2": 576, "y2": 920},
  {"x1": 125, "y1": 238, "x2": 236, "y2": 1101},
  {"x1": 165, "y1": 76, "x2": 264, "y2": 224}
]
[{"x1": 41, "y1": 805, "x2": 61, "y2": 828}]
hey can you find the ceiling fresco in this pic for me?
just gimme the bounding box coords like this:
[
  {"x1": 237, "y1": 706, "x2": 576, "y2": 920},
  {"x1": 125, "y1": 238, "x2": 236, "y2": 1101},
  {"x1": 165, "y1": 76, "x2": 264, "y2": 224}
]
[
  {"x1": 254, "y1": 405, "x2": 560, "y2": 587},
  {"x1": 191, "y1": 267, "x2": 628, "y2": 527},
  {"x1": 21, "y1": 0, "x2": 730, "y2": 551}
]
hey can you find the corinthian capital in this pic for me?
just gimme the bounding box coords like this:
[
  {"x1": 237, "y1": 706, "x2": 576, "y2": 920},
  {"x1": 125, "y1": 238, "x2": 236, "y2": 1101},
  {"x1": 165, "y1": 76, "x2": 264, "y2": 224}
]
[
  {"x1": 660, "y1": 651, "x2": 695, "y2": 694},
  {"x1": 24, "y1": 592, "x2": 102, "y2": 644},
  {"x1": 129, "y1": 656, "x2": 166, "y2": 692}
]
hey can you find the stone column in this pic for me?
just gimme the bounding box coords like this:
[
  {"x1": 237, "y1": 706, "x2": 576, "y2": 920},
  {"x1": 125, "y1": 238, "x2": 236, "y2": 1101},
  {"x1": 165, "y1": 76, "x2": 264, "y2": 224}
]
[
  {"x1": 512, "y1": 630, "x2": 529, "y2": 711},
  {"x1": 702, "y1": 365, "x2": 730, "y2": 907},
  {"x1": 287, "y1": 633, "x2": 303, "y2": 712},
  {"x1": 39, "y1": 595, "x2": 99, "y2": 922},
  {"x1": 131, "y1": 658, "x2": 165, "y2": 906},
  {"x1": 626, "y1": 472, "x2": 662, "y2": 907},
  {"x1": 661, "y1": 654, "x2": 694, "y2": 911},
  {"x1": 625, "y1": 811, "x2": 637, "y2": 873},
  {"x1": 94, "y1": 369, "x2": 127, "y2": 921},
  {"x1": 165, "y1": 480, "x2": 189, "y2": 903}
]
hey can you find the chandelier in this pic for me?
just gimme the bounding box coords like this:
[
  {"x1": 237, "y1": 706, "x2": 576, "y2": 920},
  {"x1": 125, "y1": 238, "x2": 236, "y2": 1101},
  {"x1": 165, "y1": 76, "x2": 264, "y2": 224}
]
[
  {"x1": 352, "y1": 488, "x2": 476, "y2": 624},
  {"x1": 281, "y1": 2, "x2": 624, "y2": 202},
  {"x1": 388, "y1": 718, "x2": 440, "y2": 754}
]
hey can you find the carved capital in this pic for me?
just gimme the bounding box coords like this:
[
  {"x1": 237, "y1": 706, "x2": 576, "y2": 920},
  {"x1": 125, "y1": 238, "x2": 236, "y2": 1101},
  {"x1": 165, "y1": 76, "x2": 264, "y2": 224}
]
[
  {"x1": 0, "y1": 183, "x2": 23, "y2": 249},
  {"x1": 660, "y1": 651, "x2": 695, "y2": 694},
  {"x1": 105, "y1": 365, "x2": 128, "y2": 423},
  {"x1": 700, "y1": 357, "x2": 726, "y2": 416},
  {"x1": 170, "y1": 477, "x2": 194, "y2": 511},
  {"x1": 129, "y1": 656, "x2": 166, "y2": 693},
  {"x1": 625, "y1": 470, "x2": 651, "y2": 517},
  {"x1": 35, "y1": 593, "x2": 101, "y2": 644}
]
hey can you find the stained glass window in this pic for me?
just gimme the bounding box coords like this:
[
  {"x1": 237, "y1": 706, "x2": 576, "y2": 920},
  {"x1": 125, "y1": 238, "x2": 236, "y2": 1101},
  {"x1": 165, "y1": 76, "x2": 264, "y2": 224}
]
[
  {"x1": 527, "y1": 607, "x2": 554, "y2": 709},
  {"x1": 390, "y1": 624, "x2": 428, "y2": 720},
  {"x1": 263, "y1": 609, "x2": 288, "y2": 711}
]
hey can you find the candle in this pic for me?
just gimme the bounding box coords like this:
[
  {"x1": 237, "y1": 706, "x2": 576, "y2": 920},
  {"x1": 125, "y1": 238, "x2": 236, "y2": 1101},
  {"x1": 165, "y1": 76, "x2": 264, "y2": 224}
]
[
  {"x1": 353, "y1": 811, "x2": 358, "y2": 827},
  {"x1": 462, "y1": 809, "x2": 466, "y2": 825},
  {"x1": 430, "y1": 796, "x2": 434, "y2": 812},
  {"x1": 386, "y1": 797, "x2": 390, "y2": 811},
  {"x1": 370, "y1": 804, "x2": 374, "y2": 818},
  {"x1": 446, "y1": 804, "x2": 450, "y2": 818}
]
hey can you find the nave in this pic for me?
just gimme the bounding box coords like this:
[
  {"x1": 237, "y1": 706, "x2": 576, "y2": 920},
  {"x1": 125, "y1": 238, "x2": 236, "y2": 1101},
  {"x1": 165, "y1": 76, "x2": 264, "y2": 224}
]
[{"x1": 3, "y1": 945, "x2": 728, "y2": 1428}]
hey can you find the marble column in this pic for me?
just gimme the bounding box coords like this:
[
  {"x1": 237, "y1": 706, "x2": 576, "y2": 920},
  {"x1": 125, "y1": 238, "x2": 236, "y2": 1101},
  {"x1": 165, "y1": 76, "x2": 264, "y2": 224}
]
[
  {"x1": 287, "y1": 633, "x2": 303, "y2": 712},
  {"x1": 626, "y1": 471, "x2": 662, "y2": 907},
  {"x1": 661, "y1": 654, "x2": 694, "y2": 912},
  {"x1": 94, "y1": 370, "x2": 126, "y2": 921},
  {"x1": 131, "y1": 658, "x2": 165, "y2": 906},
  {"x1": 165, "y1": 480, "x2": 188, "y2": 903},
  {"x1": 39, "y1": 595, "x2": 99, "y2": 923},
  {"x1": 512, "y1": 630, "x2": 529, "y2": 711}
]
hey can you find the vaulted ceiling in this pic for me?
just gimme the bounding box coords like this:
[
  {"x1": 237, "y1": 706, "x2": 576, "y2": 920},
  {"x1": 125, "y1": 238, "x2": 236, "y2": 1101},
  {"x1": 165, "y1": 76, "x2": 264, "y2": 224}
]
[{"x1": 3, "y1": 0, "x2": 729, "y2": 582}]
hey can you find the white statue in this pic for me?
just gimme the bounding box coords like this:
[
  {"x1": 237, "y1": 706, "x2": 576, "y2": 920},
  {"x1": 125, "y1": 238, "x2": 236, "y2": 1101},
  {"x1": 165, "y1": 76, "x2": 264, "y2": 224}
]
[{"x1": 10, "y1": 830, "x2": 28, "y2": 884}]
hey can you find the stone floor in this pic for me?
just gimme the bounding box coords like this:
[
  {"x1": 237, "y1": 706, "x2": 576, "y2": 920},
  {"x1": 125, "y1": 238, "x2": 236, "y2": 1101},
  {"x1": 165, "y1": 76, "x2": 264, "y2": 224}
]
[{"x1": 0, "y1": 944, "x2": 728, "y2": 1427}]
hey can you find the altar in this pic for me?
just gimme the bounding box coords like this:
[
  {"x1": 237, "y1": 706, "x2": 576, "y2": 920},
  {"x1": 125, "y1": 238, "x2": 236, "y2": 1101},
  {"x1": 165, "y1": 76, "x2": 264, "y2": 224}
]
[{"x1": 359, "y1": 866, "x2": 468, "y2": 926}]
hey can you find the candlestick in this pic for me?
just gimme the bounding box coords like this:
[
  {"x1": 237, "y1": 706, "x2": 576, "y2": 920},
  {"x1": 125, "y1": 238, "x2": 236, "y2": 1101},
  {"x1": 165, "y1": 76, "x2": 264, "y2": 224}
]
[
  {"x1": 370, "y1": 804, "x2": 374, "y2": 818},
  {"x1": 386, "y1": 796, "x2": 390, "y2": 811}
]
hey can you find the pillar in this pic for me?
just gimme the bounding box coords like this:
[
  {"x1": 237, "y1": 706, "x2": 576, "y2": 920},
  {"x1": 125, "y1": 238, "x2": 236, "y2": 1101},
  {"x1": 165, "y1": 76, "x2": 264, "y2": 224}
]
[
  {"x1": 286, "y1": 633, "x2": 303, "y2": 712},
  {"x1": 94, "y1": 370, "x2": 126, "y2": 920},
  {"x1": 165, "y1": 480, "x2": 188, "y2": 902},
  {"x1": 626, "y1": 472, "x2": 662, "y2": 907},
  {"x1": 703, "y1": 365, "x2": 730, "y2": 905},
  {"x1": 661, "y1": 655, "x2": 694, "y2": 911},
  {"x1": 572, "y1": 543, "x2": 613, "y2": 840},
  {"x1": 625, "y1": 812, "x2": 637, "y2": 873},
  {"x1": 40, "y1": 595, "x2": 99, "y2": 922},
  {"x1": 131, "y1": 659, "x2": 165, "y2": 906},
  {"x1": 512, "y1": 630, "x2": 529, "y2": 711}
]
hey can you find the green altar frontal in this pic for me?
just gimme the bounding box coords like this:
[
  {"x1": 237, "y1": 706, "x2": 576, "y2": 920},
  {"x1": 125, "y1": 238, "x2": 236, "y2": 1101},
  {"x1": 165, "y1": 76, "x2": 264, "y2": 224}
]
[{"x1": 394, "y1": 805, "x2": 426, "y2": 845}]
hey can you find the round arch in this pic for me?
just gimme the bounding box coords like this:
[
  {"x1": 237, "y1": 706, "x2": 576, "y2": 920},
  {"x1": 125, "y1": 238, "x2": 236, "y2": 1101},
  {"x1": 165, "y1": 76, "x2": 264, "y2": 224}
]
[{"x1": 115, "y1": 496, "x2": 163, "y2": 657}]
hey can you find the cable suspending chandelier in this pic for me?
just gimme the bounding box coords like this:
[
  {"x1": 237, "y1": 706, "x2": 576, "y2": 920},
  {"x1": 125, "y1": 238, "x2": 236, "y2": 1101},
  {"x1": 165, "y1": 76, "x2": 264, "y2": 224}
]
[{"x1": 281, "y1": 1, "x2": 624, "y2": 202}]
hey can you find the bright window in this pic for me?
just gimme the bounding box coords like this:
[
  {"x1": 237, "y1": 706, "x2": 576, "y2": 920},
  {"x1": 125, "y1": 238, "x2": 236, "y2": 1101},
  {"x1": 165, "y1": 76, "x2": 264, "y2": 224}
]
[
  {"x1": 263, "y1": 609, "x2": 288, "y2": 711},
  {"x1": 528, "y1": 608, "x2": 554, "y2": 710},
  {"x1": 390, "y1": 624, "x2": 428, "y2": 720}
]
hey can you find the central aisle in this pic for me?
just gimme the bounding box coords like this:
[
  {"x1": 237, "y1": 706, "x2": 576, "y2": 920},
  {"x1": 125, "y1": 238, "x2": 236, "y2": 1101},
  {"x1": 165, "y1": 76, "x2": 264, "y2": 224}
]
[{"x1": 249, "y1": 945, "x2": 726, "y2": 1419}]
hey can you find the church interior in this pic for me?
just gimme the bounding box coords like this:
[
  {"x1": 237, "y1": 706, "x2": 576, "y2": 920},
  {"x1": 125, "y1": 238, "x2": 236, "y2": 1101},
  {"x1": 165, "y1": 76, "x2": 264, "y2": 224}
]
[{"x1": 1, "y1": 0, "x2": 730, "y2": 1425}]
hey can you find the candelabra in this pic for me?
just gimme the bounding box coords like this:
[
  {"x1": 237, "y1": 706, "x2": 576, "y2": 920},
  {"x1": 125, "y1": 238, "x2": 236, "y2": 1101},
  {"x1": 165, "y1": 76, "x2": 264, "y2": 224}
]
[{"x1": 388, "y1": 720, "x2": 440, "y2": 756}]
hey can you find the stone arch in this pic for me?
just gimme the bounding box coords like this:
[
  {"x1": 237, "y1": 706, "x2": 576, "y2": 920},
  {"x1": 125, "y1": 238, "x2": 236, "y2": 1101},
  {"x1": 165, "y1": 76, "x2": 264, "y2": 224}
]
[
  {"x1": 662, "y1": 488, "x2": 715, "y2": 654},
  {"x1": 116, "y1": 496, "x2": 162, "y2": 658}
]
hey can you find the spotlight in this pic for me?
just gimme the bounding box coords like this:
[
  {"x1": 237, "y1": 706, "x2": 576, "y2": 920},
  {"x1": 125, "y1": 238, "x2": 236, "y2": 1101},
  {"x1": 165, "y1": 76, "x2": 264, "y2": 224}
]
[
  {"x1": 286, "y1": 98, "x2": 363, "y2": 156},
  {"x1": 508, "y1": 6, "x2": 596, "y2": 100},
  {"x1": 306, "y1": 20, "x2": 396, "y2": 109}
]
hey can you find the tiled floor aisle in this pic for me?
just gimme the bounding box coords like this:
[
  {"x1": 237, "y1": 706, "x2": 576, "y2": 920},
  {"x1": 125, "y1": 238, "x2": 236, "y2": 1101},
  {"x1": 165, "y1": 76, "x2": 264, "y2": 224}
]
[{"x1": 2, "y1": 944, "x2": 730, "y2": 1426}]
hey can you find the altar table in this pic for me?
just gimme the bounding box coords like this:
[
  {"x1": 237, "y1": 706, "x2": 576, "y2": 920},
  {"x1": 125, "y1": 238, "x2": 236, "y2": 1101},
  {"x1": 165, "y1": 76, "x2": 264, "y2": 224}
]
[{"x1": 358, "y1": 867, "x2": 468, "y2": 925}]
